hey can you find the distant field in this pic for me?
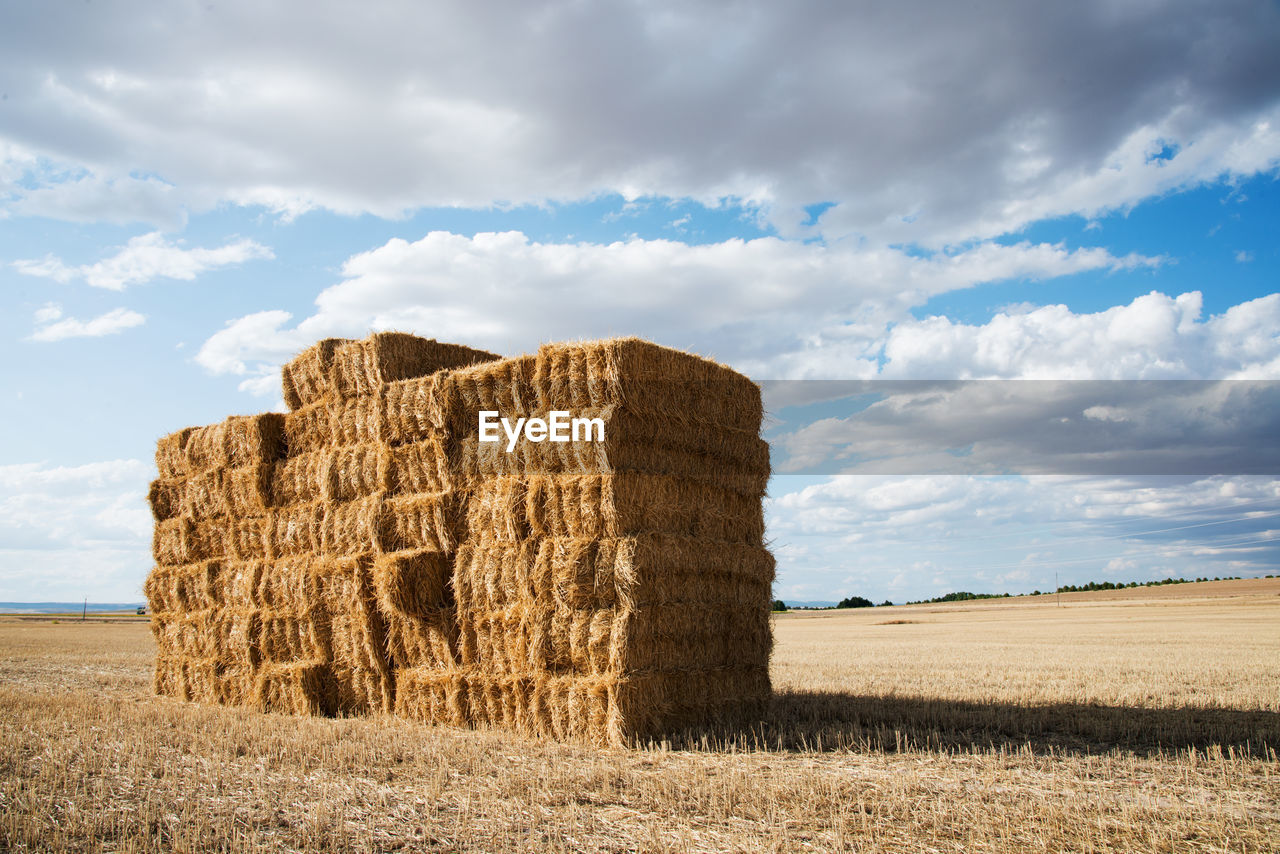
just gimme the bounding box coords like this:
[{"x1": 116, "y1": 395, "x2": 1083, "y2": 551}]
[{"x1": 1, "y1": 579, "x2": 1276, "y2": 852}]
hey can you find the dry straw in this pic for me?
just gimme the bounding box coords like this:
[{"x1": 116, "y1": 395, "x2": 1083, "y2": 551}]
[{"x1": 147, "y1": 332, "x2": 772, "y2": 744}]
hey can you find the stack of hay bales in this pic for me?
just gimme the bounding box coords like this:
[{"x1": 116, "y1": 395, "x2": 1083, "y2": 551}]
[
  {"x1": 147, "y1": 333, "x2": 773, "y2": 745},
  {"x1": 146, "y1": 414, "x2": 287, "y2": 708}
]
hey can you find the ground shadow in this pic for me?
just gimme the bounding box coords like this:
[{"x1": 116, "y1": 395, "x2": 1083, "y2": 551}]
[{"x1": 662, "y1": 690, "x2": 1280, "y2": 757}]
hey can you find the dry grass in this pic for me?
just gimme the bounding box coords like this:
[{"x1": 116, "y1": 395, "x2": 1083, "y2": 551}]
[{"x1": 2, "y1": 581, "x2": 1278, "y2": 852}]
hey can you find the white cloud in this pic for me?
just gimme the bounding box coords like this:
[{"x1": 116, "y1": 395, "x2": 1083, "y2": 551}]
[
  {"x1": 879, "y1": 292, "x2": 1280, "y2": 379},
  {"x1": 1, "y1": 1, "x2": 1278, "y2": 243},
  {"x1": 767, "y1": 474, "x2": 1280, "y2": 602},
  {"x1": 29, "y1": 303, "x2": 146, "y2": 342},
  {"x1": 0, "y1": 459, "x2": 151, "y2": 601},
  {"x1": 14, "y1": 231, "x2": 273, "y2": 290},
  {"x1": 9, "y1": 172, "x2": 184, "y2": 230},
  {"x1": 1236, "y1": 250, "x2": 1254, "y2": 263},
  {"x1": 195, "y1": 230, "x2": 1162, "y2": 387}
]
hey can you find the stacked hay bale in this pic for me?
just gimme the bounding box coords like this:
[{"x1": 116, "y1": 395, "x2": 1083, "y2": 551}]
[
  {"x1": 266, "y1": 333, "x2": 499, "y2": 714},
  {"x1": 146, "y1": 414, "x2": 287, "y2": 708},
  {"x1": 147, "y1": 333, "x2": 773, "y2": 745},
  {"x1": 388, "y1": 339, "x2": 774, "y2": 744}
]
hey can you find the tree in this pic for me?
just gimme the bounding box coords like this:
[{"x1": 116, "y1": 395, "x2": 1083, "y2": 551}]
[
  {"x1": 836, "y1": 595, "x2": 874, "y2": 609},
  {"x1": 772, "y1": 600, "x2": 788, "y2": 612}
]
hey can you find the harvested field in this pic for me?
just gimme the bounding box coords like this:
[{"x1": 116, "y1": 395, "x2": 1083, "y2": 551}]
[{"x1": 1, "y1": 582, "x2": 1277, "y2": 852}]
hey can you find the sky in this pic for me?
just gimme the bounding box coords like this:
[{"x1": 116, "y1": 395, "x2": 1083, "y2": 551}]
[{"x1": 1, "y1": 0, "x2": 1278, "y2": 604}]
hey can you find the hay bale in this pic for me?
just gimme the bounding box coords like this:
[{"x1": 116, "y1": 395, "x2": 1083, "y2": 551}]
[
  {"x1": 254, "y1": 611, "x2": 330, "y2": 663},
  {"x1": 153, "y1": 517, "x2": 224, "y2": 566},
  {"x1": 382, "y1": 373, "x2": 452, "y2": 444},
  {"x1": 155, "y1": 427, "x2": 194, "y2": 479},
  {"x1": 144, "y1": 560, "x2": 223, "y2": 614},
  {"x1": 372, "y1": 549, "x2": 452, "y2": 617},
  {"x1": 285, "y1": 394, "x2": 386, "y2": 451},
  {"x1": 185, "y1": 414, "x2": 287, "y2": 473},
  {"x1": 467, "y1": 473, "x2": 766, "y2": 545},
  {"x1": 325, "y1": 444, "x2": 389, "y2": 502},
  {"x1": 270, "y1": 502, "x2": 326, "y2": 557},
  {"x1": 330, "y1": 333, "x2": 500, "y2": 400},
  {"x1": 254, "y1": 661, "x2": 335, "y2": 716},
  {"x1": 281, "y1": 337, "x2": 352, "y2": 411},
  {"x1": 149, "y1": 332, "x2": 774, "y2": 743},
  {"x1": 313, "y1": 555, "x2": 394, "y2": 714},
  {"x1": 393, "y1": 666, "x2": 469, "y2": 727},
  {"x1": 379, "y1": 493, "x2": 463, "y2": 553},
  {"x1": 454, "y1": 405, "x2": 770, "y2": 495},
  {"x1": 382, "y1": 436, "x2": 452, "y2": 494},
  {"x1": 147, "y1": 477, "x2": 186, "y2": 522},
  {"x1": 532, "y1": 338, "x2": 762, "y2": 432},
  {"x1": 320, "y1": 495, "x2": 384, "y2": 555},
  {"x1": 271, "y1": 451, "x2": 330, "y2": 506},
  {"x1": 222, "y1": 517, "x2": 274, "y2": 561}
]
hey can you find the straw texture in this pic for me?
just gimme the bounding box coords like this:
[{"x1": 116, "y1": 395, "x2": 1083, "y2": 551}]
[{"x1": 146, "y1": 332, "x2": 772, "y2": 744}]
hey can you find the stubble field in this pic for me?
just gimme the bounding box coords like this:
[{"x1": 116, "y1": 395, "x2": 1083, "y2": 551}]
[{"x1": 2, "y1": 578, "x2": 1277, "y2": 852}]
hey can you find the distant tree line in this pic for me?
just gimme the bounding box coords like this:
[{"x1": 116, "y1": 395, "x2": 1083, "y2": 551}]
[{"x1": 774, "y1": 573, "x2": 1273, "y2": 613}]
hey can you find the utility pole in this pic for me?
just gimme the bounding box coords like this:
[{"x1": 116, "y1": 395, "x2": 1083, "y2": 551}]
[{"x1": 82, "y1": 597, "x2": 87, "y2": 622}]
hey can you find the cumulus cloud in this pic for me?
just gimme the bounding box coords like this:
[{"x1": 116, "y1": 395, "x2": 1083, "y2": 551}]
[
  {"x1": 1, "y1": 1, "x2": 1278, "y2": 242},
  {"x1": 29, "y1": 303, "x2": 146, "y2": 342},
  {"x1": 13, "y1": 231, "x2": 273, "y2": 290},
  {"x1": 0, "y1": 459, "x2": 151, "y2": 601},
  {"x1": 195, "y1": 230, "x2": 1161, "y2": 386}
]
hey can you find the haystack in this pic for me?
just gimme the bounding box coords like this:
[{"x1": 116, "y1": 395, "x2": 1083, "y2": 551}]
[{"x1": 146, "y1": 332, "x2": 772, "y2": 744}]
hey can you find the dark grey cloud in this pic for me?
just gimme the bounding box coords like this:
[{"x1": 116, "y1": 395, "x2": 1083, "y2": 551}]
[
  {"x1": 767, "y1": 380, "x2": 1280, "y2": 474},
  {"x1": 2, "y1": 0, "x2": 1277, "y2": 240}
]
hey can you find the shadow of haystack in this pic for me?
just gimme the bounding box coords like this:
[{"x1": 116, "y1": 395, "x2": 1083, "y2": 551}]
[{"x1": 655, "y1": 689, "x2": 1280, "y2": 758}]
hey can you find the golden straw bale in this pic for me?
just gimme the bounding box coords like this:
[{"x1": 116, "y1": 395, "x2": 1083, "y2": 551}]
[
  {"x1": 185, "y1": 414, "x2": 287, "y2": 473},
  {"x1": 330, "y1": 332, "x2": 501, "y2": 400},
  {"x1": 324, "y1": 444, "x2": 389, "y2": 502},
  {"x1": 455, "y1": 407, "x2": 770, "y2": 495},
  {"x1": 155, "y1": 427, "x2": 194, "y2": 479},
  {"x1": 254, "y1": 661, "x2": 335, "y2": 716},
  {"x1": 218, "y1": 560, "x2": 265, "y2": 609},
  {"x1": 271, "y1": 451, "x2": 329, "y2": 507},
  {"x1": 468, "y1": 473, "x2": 766, "y2": 545},
  {"x1": 393, "y1": 667, "x2": 469, "y2": 727},
  {"x1": 254, "y1": 611, "x2": 330, "y2": 663},
  {"x1": 382, "y1": 373, "x2": 452, "y2": 444},
  {"x1": 381, "y1": 436, "x2": 452, "y2": 494},
  {"x1": 152, "y1": 517, "x2": 225, "y2": 566},
  {"x1": 224, "y1": 463, "x2": 274, "y2": 517},
  {"x1": 330, "y1": 394, "x2": 385, "y2": 446},
  {"x1": 439, "y1": 355, "x2": 538, "y2": 436},
  {"x1": 222, "y1": 516, "x2": 274, "y2": 561},
  {"x1": 313, "y1": 556, "x2": 394, "y2": 714},
  {"x1": 270, "y1": 502, "x2": 326, "y2": 557},
  {"x1": 152, "y1": 652, "x2": 187, "y2": 699},
  {"x1": 382, "y1": 612, "x2": 457, "y2": 669},
  {"x1": 147, "y1": 477, "x2": 186, "y2": 522},
  {"x1": 184, "y1": 468, "x2": 225, "y2": 519},
  {"x1": 379, "y1": 492, "x2": 463, "y2": 553},
  {"x1": 144, "y1": 560, "x2": 223, "y2": 614},
  {"x1": 531, "y1": 338, "x2": 763, "y2": 432},
  {"x1": 281, "y1": 337, "x2": 352, "y2": 411},
  {"x1": 321, "y1": 495, "x2": 384, "y2": 555},
  {"x1": 251, "y1": 555, "x2": 319, "y2": 611},
  {"x1": 372, "y1": 549, "x2": 452, "y2": 617}
]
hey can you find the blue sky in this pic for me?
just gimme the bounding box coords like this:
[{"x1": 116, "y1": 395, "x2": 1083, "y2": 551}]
[{"x1": 1, "y1": 0, "x2": 1278, "y2": 603}]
